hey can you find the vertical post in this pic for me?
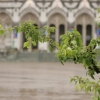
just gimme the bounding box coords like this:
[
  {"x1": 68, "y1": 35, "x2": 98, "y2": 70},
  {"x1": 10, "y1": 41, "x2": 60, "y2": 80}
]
[
  {"x1": 83, "y1": 25, "x2": 86, "y2": 46},
  {"x1": 92, "y1": 24, "x2": 96, "y2": 39},
  {"x1": 56, "y1": 24, "x2": 59, "y2": 43},
  {"x1": 65, "y1": 24, "x2": 67, "y2": 33},
  {"x1": 19, "y1": 32, "x2": 23, "y2": 51}
]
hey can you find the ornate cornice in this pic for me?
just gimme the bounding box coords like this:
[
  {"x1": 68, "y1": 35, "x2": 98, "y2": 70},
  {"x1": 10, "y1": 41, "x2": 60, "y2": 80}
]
[
  {"x1": 0, "y1": 0, "x2": 25, "y2": 9},
  {"x1": 87, "y1": 0, "x2": 100, "y2": 9},
  {"x1": 34, "y1": 0, "x2": 53, "y2": 9},
  {"x1": 0, "y1": 0, "x2": 24, "y2": 2},
  {"x1": 61, "y1": 0, "x2": 81, "y2": 10}
]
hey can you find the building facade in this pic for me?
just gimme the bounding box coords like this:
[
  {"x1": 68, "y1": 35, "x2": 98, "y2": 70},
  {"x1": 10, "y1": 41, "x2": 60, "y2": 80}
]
[{"x1": 0, "y1": 0, "x2": 99, "y2": 52}]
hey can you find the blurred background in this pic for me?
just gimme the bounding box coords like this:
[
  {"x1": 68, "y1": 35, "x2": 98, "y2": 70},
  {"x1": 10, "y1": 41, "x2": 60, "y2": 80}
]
[{"x1": 0, "y1": 0, "x2": 99, "y2": 100}]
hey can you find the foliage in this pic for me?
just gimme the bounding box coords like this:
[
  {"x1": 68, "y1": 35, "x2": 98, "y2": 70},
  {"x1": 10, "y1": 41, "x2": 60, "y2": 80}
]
[
  {"x1": 16, "y1": 21, "x2": 57, "y2": 49},
  {"x1": 70, "y1": 76, "x2": 100, "y2": 100},
  {"x1": 0, "y1": 9, "x2": 100, "y2": 100}
]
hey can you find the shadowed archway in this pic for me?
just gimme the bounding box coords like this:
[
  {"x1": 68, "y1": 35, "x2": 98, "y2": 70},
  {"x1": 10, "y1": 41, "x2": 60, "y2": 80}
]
[
  {"x1": 0, "y1": 12, "x2": 12, "y2": 47},
  {"x1": 75, "y1": 13, "x2": 94, "y2": 46}
]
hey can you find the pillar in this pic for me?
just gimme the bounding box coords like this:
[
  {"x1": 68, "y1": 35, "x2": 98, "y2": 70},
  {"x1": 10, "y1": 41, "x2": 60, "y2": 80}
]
[
  {"x1": 83, "y1": 25, "x2": 86, "y2": 46},
  {"x1": 56, "y1": 24, "x2": 59, "y2": 43}
]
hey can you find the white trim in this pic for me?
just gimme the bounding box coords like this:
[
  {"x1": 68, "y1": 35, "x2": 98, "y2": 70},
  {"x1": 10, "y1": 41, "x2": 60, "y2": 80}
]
[
  {"x1": 0, "y1": 10, "x2": 12, "y2": 20},
  {"x1": 20, "y1": 7, "x2": 40, "y2": 21},
  {"x1": 75, "y1": 8, "x2": 94, "y2": 21},
  {"x1": 47, "y1": 7, "x2": 67, "y2": 22}
]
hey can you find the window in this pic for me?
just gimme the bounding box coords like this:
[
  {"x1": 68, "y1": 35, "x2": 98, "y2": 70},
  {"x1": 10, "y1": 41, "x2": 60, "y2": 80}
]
[
  {"x1": 59, "y1": 24, "x2": 65, "y2": 43},
  {"x1": 50, "y1": 24, "x2": 55, "y2": 41},
  {"x1": 86, "y1": 25, "x2": 92, "y2": 46},
  {"x1": 77, "y1": 24, "x2": 82, "y2": 36}
]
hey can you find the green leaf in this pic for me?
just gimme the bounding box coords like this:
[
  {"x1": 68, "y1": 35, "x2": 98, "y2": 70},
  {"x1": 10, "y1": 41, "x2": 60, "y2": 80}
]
[
  {"x1": 75, "y1": 85, "x2": 79, "y2": 91},
  {"x1": 49, "y1": 46, "x2": 53, "y2": 52},
  {"x1": 0, "y1": 29, "x2": 5, "y2": 35},
  {"x1": 60, "y1": 60, "x2": 64, "y2": 65},
  {"x1": 66, "y1": 47, "x2": 72, "y2": 57},
  {"x1": 80, "y1": 84, "x2": 84, "y2": 90},
  {"x1": 0, "y1": 24, "x2": 2, "y2": 28},
  {"x1": 32, "y1": 41, "x2": 36, "y2": 46},
  {"x1": 8, "y1": 27, "x2": 13, "y2": 33},
  {"x1": 15, "y1": 27, "x2": 19, "y2": 33},
  {"x1": 63, "y1": 50, "x2": 66, "y2": 56},
  {"x1": 71, "y1": 40, "x2": 77, "y2": 45},
  {"x1": 70, "y1": 78, "x2": 74, "y2": 83},
  {"x1": 98, "y1": 88, "x2": 100, "y2": 94},
  {"x1": 85, "y1": 84, "x2": 91, "y2": 93},
  {"x1": 24, "y1": 42, "x2": 29, "y2": 48},
  {"x1": 98, "y1": 95, "x2": 100, "y2": 100},
  {"x1": 98, "y1": 8, "x2": 100, "y2": 13}
]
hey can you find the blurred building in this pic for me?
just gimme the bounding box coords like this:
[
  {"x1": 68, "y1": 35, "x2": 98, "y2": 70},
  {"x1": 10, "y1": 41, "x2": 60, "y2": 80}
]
[{"x1": 0, "y1": 0, "x2": 99, "y2": 52}]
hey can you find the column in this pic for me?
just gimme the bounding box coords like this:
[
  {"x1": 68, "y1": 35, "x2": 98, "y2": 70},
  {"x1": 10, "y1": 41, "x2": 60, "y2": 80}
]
[
  {"x1": 56, "y1": 24, "x2": 59, "y2": 43},
  {"x1": 83, "y1": 25, "x2": 86, "y2": 46},
  {"x1": 19, "y1": 32, "x2": 23, "y2": 51},
  {"x1": 65, "y1": 24, "x2": 67, "y2": 32},
  {"x1": 92, "y1": 24, "x2": 96, "y2": 39}
]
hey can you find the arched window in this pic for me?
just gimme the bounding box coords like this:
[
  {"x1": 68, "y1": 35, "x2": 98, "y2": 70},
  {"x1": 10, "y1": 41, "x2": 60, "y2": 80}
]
[
  {"x1": 59, "y1": 24, "x2": 65, "y2": 43},
  {"x1": 86, "y1": 25, "x2": 92, "y2": 46},
  {"x1": 0, "y1": 12, "x2": 12, "y2": 47},
  {"x1": 77, "y1": 24, "x2": 82, "y2": 36}
]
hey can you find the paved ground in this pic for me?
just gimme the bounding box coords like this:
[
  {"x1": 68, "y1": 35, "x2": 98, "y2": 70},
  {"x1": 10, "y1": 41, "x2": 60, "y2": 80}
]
[{"x1": 0, "y1": 62, "x2": 98, "y2": 100}]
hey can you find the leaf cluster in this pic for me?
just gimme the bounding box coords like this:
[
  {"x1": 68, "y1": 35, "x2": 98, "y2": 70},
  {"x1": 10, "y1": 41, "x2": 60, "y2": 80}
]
[
  {"x1": 70, "y1": 76, "x2": 100, "y2": 100},
  {"x1": 16, "y1": 21, "x2": 57, "y2": 49}
]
